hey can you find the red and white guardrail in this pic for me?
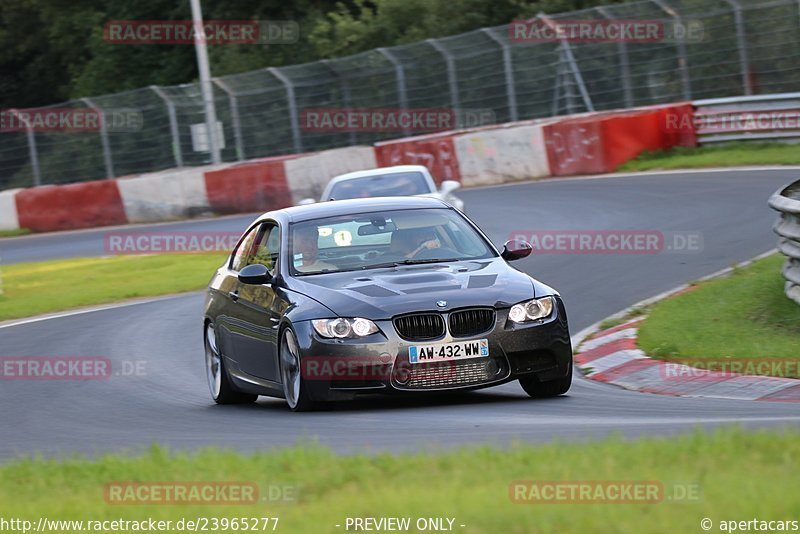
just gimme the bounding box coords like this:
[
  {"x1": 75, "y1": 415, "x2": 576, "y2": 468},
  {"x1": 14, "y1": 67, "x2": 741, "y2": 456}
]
[{"x1": 0, "y1": 103, "x2": 696, "y2": 233}]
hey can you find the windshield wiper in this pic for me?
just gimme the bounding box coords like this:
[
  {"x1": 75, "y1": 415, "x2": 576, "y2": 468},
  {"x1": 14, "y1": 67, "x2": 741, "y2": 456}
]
[
  {"x1": 393, "y1": 258, "x2": 458, "y2": 265},
  {"x1": 320, "y1": 258, "x2": 460, "y2": 274},
  {"x1": 363, "y1": 258, "x2": 458, "y2": 269}
]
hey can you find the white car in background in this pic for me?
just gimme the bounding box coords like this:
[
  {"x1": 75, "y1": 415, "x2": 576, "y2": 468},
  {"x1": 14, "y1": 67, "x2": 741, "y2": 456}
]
[{"x1": 299, "y1": 165, "x2": 465, "y2": 211}]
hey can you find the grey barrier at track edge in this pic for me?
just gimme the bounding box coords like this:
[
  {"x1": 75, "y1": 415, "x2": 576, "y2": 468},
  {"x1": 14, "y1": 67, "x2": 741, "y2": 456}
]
[
  {"x1": 768, "y1": 179, "x2": 800, "y2": 305},
  {"x1": 693, "y1": 92, "x2": 800, "y2": 144}
]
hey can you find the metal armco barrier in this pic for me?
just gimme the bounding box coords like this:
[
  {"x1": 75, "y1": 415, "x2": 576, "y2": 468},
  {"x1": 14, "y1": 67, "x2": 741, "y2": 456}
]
[
  {"x1": 769, "y1": 179, "x2": 800, "y2": 305},
  {"x1": 694, "y1": 92, "x2": 800, "y2": 144}
]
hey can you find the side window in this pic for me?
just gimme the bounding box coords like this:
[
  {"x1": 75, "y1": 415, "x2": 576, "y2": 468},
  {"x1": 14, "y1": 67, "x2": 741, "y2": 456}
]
[
  {"x1": 230, "y1": 225, "x2": 259, "y2": 272},
  {"x1": 248, "y1": 223, "x2": 280, "y2": 274}
]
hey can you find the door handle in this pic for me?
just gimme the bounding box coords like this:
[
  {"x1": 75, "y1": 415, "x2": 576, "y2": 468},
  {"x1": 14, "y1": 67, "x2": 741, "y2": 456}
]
[{"x1": 228, "y1": 291, "x2": 239, "y2": 302}]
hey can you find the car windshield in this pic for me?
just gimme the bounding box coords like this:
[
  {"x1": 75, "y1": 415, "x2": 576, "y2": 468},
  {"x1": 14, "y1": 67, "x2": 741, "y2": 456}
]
[
  {"x1": 289, "y1": 208, "x2": 495, "y2": 275},
  {"x1": 326, "y1": 172, "x2": 431, "y2": 200}
]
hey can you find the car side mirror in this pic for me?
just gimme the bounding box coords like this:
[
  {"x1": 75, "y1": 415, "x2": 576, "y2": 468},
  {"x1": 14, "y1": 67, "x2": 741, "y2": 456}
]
[
  {"x1": 439, "y1": 180, "x2": 461, "y2": 196},
  {"x1": 238, "y1": 263, "x2": 272, "y2": 285},
  {"x1": 501, "y1": 239, "x2": 533, "y2": 261}
]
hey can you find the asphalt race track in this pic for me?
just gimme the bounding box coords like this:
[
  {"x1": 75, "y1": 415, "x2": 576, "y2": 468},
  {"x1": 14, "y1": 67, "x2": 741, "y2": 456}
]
[
  {"x1": 0, "y1": 213, "x2": 260, "y2": 265},
  {"x1": 2, "y1": 169, "x2": 799, "y2": 459}
]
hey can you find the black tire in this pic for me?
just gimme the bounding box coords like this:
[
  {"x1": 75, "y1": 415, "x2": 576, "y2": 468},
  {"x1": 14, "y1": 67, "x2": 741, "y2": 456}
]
[
  {"x1": 279, "y1": 327, "x2": 318, "y2": 412},
  {"x1": 205, "y1": 322, "x2": 258, "y2": 405},
  {"x1": 519, "y1": 359, "x2": 573, "y2": 398}
]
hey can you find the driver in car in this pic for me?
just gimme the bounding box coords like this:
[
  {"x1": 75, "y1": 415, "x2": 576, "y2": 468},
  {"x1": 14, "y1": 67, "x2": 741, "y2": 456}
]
[
  {"x1": 293, "y1": 225, "x2": 336, "y2": 273},
  {"x1": 391, "y1": 228, "x2": 442, "y2": 259}
]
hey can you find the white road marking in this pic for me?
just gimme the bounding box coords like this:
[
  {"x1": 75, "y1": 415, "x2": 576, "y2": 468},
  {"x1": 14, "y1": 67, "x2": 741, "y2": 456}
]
[
  {"x1": 582, "y1": 349, "x2": 648, "y2": 375},
  {"x1": 0, "y1": 292, "x2": 201, "y2": 330},
  {"x1": 579, "y1": 328, "x2": 638, "y2": 351}
]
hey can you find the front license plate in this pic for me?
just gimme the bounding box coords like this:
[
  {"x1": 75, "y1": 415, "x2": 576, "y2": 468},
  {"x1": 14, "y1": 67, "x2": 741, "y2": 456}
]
[{"x1": 408, "y1": 339, "x2": 489, "y2": 364}]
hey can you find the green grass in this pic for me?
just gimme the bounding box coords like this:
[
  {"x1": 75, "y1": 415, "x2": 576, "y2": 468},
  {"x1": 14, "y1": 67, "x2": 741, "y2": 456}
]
[
  {"x1": 637, "y1": 254, "x2": 800, "y2": 378},
  {"x1": 0, "y1": 228, "x2": 30, "y2": 238},
  {"x1": 619, "y1": 142, "x2": 800, "y2": 172},
  {"x1": 597, "y1": 306, "x2": 648, "y2": 331},
  {"x1": 0, "y1": 428, "x2": 798, "y2": 533},
  {"x1": 0, "y1": 254, "x2": 226, "y2": 321}
]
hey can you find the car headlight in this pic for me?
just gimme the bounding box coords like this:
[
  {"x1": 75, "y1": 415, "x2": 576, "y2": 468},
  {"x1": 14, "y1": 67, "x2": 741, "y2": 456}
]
[
  {"x1": 312, "y1": 318, "x2": 379, "y2": 338},
  {"x1": 508, "y1": 296, "x2": 555, "y2": 323}
]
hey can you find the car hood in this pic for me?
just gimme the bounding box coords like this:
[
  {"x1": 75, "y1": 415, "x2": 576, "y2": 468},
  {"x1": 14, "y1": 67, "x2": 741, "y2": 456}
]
[{"x1": 287, "y1": 258, "x2": 549, "y2": 319}]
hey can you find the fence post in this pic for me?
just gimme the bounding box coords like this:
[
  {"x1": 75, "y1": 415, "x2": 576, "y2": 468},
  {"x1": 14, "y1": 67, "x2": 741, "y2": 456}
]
[
  {"x1": 596, "y1": 6, "x2": 634, "y2": 108},
  {"x1": 25, "y1": 125, "x2": 41, "y2": 186},
  {"x1": 481, "y1": 28, "x2": 518, "y2": 122},
  {"x1": 212, "y1": 78, "x2": 245, "y2": 161},
  {"x1": 150, "y1": 86, "x2": 184, "y2": 168},
  {"x1": 267, "y1": 67, "x2": 303, "y2": 154},
  {"x1": 426, "y1": 38, "x2": 461, "y2": 114},
  {"x1": 551, "y1": 59, "x2": 562, "y2": 116},
  {"x1": 723, "y1": 0, "x2": 753, "y2": 96},
  {"x1": 651, "y1": 0, "x2": 692, "y2": 100},
  {"x1": 321, "y1": 59, "x2": 357, "y2": 146},
  {"x1": 562, "y1": 45, "x2": 579, "y2": 114},
  {"x1": 376, "y1": 47, "x2": 411, "y2": 136},
  {"x1": 81, "y1": 97, "x2": 115, "y2": 179},
  {"x1": 11, "y1": 110, "x2": 41, "y2": 186},
  {"x1": 539, "y1": 14, "x2": 595, "y2": 113},
  {"x1": 551, "y1": 46, "x2": 576, "y2": 115},
  {"x1": 563, "y1": 42, "x2": 594, "y2": 112}
]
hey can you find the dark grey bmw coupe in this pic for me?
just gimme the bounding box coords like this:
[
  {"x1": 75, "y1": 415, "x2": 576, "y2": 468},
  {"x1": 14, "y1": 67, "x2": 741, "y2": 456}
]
[{"x1": 203, "y1": 197, "x2": 572, "y2": 411}]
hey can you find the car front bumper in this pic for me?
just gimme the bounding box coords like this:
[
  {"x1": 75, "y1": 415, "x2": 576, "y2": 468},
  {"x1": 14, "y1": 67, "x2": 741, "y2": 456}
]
[{"x1": 292, "y1": 297, "x2": 572, "y2": 401}]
